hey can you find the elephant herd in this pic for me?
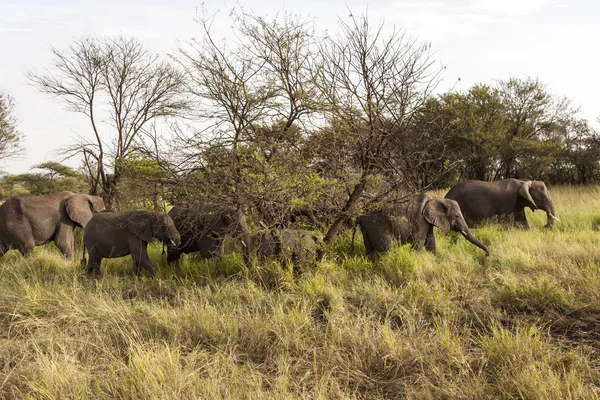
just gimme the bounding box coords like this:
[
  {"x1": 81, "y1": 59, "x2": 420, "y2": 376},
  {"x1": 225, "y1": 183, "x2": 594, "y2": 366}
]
[{"x1": 0, "y1": 179, "x2": 557, "y2": 277}]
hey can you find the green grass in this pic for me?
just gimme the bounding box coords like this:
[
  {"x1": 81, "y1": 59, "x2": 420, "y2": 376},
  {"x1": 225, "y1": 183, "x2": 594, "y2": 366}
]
[{"x1": 2, "y1": 185, "x2": 600, "y2": 398}]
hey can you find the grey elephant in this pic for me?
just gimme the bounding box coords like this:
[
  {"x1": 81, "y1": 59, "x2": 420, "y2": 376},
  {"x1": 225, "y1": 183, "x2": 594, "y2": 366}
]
[
  {"x1": 166, "y1": 204, "x2": 250, "y2": 267},
  {"x1": 351, "y1": 193, "x2": 489, "y2": 259},
  {"x1": 83, "y1": 210, "x2": 180, "y2": 278},
  {"x1": 0, "y1": 191, "x2": 105, "y2": 260},
  {"x1": 444, "y1": 179, "x2": 558, "y2": 229},
  {"x1": 257, "y1": 228, "x2": 324, "y2": 267}
]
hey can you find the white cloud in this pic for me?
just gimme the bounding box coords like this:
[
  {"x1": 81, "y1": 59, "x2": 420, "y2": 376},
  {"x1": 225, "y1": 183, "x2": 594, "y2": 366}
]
[
  {"x1": 469, "y1": 0, "x2": 571, "y2": 15},
  {"x1": 372, "y1": 2, "x2": 494, "y2": 42}
]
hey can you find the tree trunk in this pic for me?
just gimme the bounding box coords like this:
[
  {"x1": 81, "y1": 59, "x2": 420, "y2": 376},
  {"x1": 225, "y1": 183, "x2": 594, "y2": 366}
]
[
  {"x1": 323, "y1": 177, "x2": 368, "y2": 244},
  {"x1": 102, "y1": 173, "x2": 119, "y2": 210},
  {"x1": 153, "y1": 183, "x2": 160, "y2": 211}
]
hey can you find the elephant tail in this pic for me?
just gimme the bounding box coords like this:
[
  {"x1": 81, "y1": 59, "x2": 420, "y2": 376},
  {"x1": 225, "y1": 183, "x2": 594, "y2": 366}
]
[{"x1": 350, "y1": 217, "x2": 361, "y2": 254}]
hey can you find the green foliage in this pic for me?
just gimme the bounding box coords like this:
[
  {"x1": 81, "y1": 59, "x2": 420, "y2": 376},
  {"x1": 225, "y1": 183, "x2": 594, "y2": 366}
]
[
  {"x1": 446, "y1": 84, "x2": 508, "y2": 181},
  {"x1": 117, "y1": 154, "x2": 170, "y2": 210}
]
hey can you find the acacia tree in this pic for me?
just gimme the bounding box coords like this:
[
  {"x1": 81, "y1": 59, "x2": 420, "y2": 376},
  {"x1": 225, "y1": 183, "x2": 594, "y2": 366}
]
[
  {"x1": 317, "y1": 15, "x2": 443, "y2": 242},
  {"x1": 1, "y1": 162, "x2": 85, "y2": 195},
  {"x1": 31, "y1": 161, "x2": 85, "y2": 192},
  {"x1": 0, "y1": 90, "x2": 23, "y2": 162},
  {"x1": 28, "y1": 37, "x2": 189, "y2": 208}
]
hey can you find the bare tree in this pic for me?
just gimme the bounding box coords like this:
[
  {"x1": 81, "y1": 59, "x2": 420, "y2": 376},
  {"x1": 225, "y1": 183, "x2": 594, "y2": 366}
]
[
  {"x1": 0, "y1": 90, "x2": 23, "y2": 162},
  {"x1": 175, "y1": 8, "x2": 325, "y2": 225},
  {"x1": 28, "y1": 37, "x2": 189, "y2": 208},
  {"x1": 317, "y1": 14, "x2": 442, "y2": 242}
]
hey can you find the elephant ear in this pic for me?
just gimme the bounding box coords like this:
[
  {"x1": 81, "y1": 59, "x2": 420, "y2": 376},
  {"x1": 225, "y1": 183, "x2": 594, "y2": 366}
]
[
  {"x1": 422, "y1": 199, "x2": 451, "y2": 231},
  {"x1": 65, "y1": 194, "x2": 102, "y2": 228},
  {"x1": 88, "y1": 196, "x2": 106, "y2": 213},
  {"x1": 127, "y1": 213, "x2": 153, "y2": 243},
  {"x1": 519, "y1": 180, "x2": 538, "y2": 209}
]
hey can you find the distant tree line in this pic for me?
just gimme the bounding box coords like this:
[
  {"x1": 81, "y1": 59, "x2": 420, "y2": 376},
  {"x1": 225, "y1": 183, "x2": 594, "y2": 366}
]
[{"x1": 1, "y1": 8, "x2": 598, "y2": 241}]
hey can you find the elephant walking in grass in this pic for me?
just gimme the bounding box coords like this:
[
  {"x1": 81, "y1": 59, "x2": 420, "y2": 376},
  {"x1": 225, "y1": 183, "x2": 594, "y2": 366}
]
[
  {"x1": 166, "y1": 205, "x2": 250, "y2": 268},
  {"x1": 83, "y1": 210, "x2": 180, "y2": 278},
  {"x1": 257, "y1": 228, "x2": 324, "y2": 267},
  {"x1": 352, "y1": 194, "x2": 489, "y2": 259},
  {"x1": 0, "y1": 191, "x2": 105, "y2": 260},
  {"x1": 444, "y1": 179, "x2": 559, "y2": 229}
]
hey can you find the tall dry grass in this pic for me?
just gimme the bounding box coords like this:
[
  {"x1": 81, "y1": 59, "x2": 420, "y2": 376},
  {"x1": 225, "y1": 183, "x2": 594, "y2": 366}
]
[{"x1": 1, "y1": 185, "x2": 600, "y2": 399}]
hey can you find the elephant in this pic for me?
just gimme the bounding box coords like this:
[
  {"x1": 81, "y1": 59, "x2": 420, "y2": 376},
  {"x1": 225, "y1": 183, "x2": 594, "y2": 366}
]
[
  {"x1": 0, "y1": 191, "x2": 105, "y2": 260},
  {"x1": 351, "y1": 193, "x2": 489, "y2": 259},
  {"x1": 166, "y1": 204, "x2": 251, "y2": 267},
  {"x1": 444, "y1": 179, "x2": 558, "y2": 229},
  {"x1": 257, "y1": 228, "x2": 324, "y2": 267},
  {"x1": 83, "y1": 210, "x2": 180, "y2": 278}
]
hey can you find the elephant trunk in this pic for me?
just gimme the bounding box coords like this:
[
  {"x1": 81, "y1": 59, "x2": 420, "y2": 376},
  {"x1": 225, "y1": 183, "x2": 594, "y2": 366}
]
[
  {"x1": 238, "y1": 215, "x2": 251, "y2": 265},
  {"x1": 167, "y1": 227, "x2": 181, "y2": 248},
  {"x1": 242, "y1": 234, "x2": 251, "y2": 265},
  {"x1": 460, "y1": 228, "x2": 489, "y2": 256},
  {"x1": 545, "y1": 203, "x2": 558, "y2": 229}
]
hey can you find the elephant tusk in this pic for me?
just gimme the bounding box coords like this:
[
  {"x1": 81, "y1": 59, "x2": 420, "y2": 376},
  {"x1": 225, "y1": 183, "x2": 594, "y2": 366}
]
[
  {"x1": 549, "y1": 213, "x2": 560, "y2": 222},
  {"x1": 170, "y1": 239, "x2": 177, "y2": 247},
  {"x1": 460, "y1": 230, "x2": 467, "y2": 236}
]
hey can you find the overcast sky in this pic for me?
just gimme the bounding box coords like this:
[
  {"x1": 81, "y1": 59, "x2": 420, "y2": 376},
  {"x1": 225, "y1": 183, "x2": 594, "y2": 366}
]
[{"x1": 0, "y1": 0, "x2": 598, "y2": 174}]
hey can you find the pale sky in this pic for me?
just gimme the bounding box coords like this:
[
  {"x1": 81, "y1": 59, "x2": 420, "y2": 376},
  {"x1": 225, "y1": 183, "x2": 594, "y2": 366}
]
[{"x1": 0, "y1": 0, "x2": 598, "y2": 174}]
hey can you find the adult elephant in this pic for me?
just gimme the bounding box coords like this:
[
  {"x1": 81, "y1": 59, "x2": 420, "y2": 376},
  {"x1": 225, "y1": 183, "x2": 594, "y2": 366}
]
[
  {"x1": 257, "y1": 228, "x2": 324, "y2": 267},
  {"x1": 351, "y1": 194, "x2": 489, "y2": 259},
  {"x1": 444, "y1": 179, "x2": 558, "y2": 229},
  {"x1": 0, "y1": 191, "x2": 105, "y2": 260},
  {"x1": 83, "y1": 210, "x2": 180, "y2": 278},
  {"x1": 166, "y1": 204, "x2": 250, "y2": 267}
]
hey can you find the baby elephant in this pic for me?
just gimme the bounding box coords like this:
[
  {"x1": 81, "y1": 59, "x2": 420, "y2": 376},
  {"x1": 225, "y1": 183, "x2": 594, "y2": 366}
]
[
  {"x1": 352, "y1": 193, "x2": 489, "y2": 259},
  {"x1": 83, "y1": 210, "x2": 180, "y2": 278},
  {"x1": 257, "y1": 228, "x2": 324, "y2": 267}
]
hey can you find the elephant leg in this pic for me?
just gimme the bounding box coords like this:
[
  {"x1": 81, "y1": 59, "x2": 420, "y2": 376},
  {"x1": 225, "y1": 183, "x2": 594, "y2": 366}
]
[
  {"x1": 86, "y1": 250, "x2": 102, "y2": 278},
  {"x1": 18, "y1": 238, "x2": 35, "y2": 258},
  {"x1": 129, "y1": 240, "x2": 156, "y2": 277},
  {"x1": 514, "y1": 210, "x2": 529, "y2": 229},
  {"x1": 212, "y1": 239, "x2": 226, "y2": 265},
  {"x1": 215, "y1": 239, "x2": 225, "y2": 258},
  {"x1": 424, "y1": 225, "x2": 436, "y2": 254},
  {"x1": 167, "y1": 248, "x2": 183, "y2": 270},
  {"x1": 54, "y1": 224, "x2": 75, "y2": 260},
  {"x1": 364, "y1": 231, "x2": 391, "y2": 260},
  {"x1": 359, "y1": 225, "x2": 376, "y2": 258}
]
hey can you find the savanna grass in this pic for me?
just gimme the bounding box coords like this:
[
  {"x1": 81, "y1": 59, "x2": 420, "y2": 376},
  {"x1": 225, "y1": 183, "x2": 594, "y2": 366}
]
[{"x1": 1, "y1": 185, "x2": 600, "y2": 398}]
